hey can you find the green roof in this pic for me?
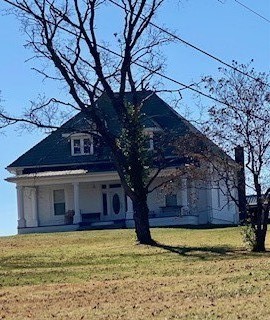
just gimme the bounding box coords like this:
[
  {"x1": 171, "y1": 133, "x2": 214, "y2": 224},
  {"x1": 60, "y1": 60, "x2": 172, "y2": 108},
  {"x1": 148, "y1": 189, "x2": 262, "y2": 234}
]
[{"x1": 7, "y1": 91, "x2": 220, "y2": 170}]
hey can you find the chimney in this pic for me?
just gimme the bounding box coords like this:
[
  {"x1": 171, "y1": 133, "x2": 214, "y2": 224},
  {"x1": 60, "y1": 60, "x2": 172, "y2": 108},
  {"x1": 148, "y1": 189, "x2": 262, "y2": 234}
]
[{"x1": 234, "y1": 146, "x2": 247, "y2": 222}]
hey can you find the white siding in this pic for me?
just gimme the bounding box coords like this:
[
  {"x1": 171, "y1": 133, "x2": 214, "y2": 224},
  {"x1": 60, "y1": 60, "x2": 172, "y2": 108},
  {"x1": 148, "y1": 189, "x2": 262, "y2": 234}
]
[
  {"x1": 211, "y1": 181, "x2": 237, "y2": 224},
  {"x1": 37, "y1": 183, "x2": 103, "y2": 226},
  {"x1": 147, "y1": 178, "x2": 182, "y2": 214},
  {"x1": 23, "y1": 187, "x2": 33, "y2": 227},
  {"x1": 196, "y1": 182, "x2": 210, "y2": 224},
  {"x1": 65, "y1": 185, "x2": 74, "y2": 212},
  {"x1": 147, "y1": 189, "x2": 164, "y2": 214},
  {"x1": 79, "y1": 183, "x2": 102, "y2": 214},
  {"x1": 20, "y1": 172, "x2": 238, "y2": 229},
  {"x1": 38, "y1": 185, "x2": 66, "y2": 226}
]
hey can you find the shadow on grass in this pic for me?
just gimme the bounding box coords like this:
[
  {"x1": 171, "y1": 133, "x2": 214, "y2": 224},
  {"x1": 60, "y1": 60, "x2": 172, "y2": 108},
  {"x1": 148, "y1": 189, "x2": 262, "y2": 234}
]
[{"x1": 152, "y1": 242, "x2": 270, "y2": 260}]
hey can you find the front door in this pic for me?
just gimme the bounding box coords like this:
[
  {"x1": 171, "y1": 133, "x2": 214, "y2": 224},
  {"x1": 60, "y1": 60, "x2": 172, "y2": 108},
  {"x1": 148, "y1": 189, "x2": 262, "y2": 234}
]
[
  {"x1": 108, "y1": 188, "x2": 124, "y2": 218},
  {"x1": 102, "y1": 184, "x2": 125, "y2": 220}
]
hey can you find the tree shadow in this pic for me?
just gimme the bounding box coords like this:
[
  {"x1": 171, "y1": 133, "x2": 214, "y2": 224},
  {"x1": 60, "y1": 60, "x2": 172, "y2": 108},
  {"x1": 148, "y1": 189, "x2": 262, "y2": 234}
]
[{"x1": 151, "y1": 241, "x2": 270, "y2": 260}]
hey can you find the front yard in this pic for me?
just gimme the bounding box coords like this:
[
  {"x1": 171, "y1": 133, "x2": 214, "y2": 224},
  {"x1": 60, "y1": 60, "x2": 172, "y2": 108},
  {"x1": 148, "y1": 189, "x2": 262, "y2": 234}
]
[{"x1": 0, "y1": 227, "x2": 269, "y2": 319}]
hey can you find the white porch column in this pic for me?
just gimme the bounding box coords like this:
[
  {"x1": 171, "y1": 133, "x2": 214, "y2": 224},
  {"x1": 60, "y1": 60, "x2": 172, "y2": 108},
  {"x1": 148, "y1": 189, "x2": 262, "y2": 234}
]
[
  {"x1": 31, "y1": 187, "x2": 39, "y2": 227},
  {"x1": 73, "y1": 182, "x2": 81, "y2": 223},
  {"x1": 181, "y1": 179, "x2": 189, "y2": 215},
  {"x1": 16, "y1": 186, "x2": 26, "y2": 228},
  {"x1": 125, "y1": 196, "x2": 134, "y2": 220}
]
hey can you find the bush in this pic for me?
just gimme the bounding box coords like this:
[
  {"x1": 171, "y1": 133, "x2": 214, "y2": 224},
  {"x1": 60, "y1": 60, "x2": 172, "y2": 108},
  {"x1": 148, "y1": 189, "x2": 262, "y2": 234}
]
[{"x1": 241, "y1": 220, "x2": 257, "y2": 250}]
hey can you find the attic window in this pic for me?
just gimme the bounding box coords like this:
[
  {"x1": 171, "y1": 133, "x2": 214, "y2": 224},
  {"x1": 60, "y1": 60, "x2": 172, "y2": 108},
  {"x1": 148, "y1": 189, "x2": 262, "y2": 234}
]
[
  {"x1": 71, "y1": 135, "x2": 93, "y2": 156},
  {"x1": 147, "y1": 132, "x2": 154, "y2": 150},
  {"x1": 144, "y1": 127, "x2": 162, "y2": 151},
  {"x1": 144, "y1": 131, "x2": 154, "y2": 150},
  {"x1": 73, "y1": 139, "x2": 81, "y2": 154}
]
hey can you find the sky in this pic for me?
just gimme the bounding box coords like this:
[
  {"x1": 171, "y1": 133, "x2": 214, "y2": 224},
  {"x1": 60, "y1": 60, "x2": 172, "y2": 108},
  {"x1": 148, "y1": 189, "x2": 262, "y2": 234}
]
[{"x1": 0, "y1": 0, "x2": 269, "y2": 236}]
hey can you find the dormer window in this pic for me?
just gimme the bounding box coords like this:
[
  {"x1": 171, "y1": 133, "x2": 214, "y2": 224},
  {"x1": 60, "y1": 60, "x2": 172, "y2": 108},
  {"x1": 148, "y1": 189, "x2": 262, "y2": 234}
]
[
  {"x1": 144, "y1": 127, "x2": 162, "y2": 151},
  {"x1": 71, "y1": 134, "x2": 93, "y2": 156},
  {"x1": 147, "y1": 132, "x2": 154, "y2": 150},
  {"x1": 73, "y1": 139, "x2": 81, "y2": 154},
  {"x1": 83, "y1": 138, "x2": 91, "y2": 154}
]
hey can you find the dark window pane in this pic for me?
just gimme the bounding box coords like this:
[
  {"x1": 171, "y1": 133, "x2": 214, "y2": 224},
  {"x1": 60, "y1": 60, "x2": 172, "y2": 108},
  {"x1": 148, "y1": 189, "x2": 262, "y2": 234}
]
[
  {"x1": 53, "y1": 189, "x2": 65, "y2": 215},
  {"x1": 73, "y1": 139, "x2": 81, "y2": 154},
  {"x1": 102, "y1": 184, "x2": 107, "y2": 189},
  {"x1": 83, "y1": 138, "x2": 91, "y2": 154},
  {"x1": 165, "y1": 194, "x2": 177, "y2": 207},
  {"x1": 112, "y1": 194, "x2": 120, "y2": 214},
  {"x1": 109, "y1": 184, "x2": 121, "y2": 189},
  {"x1": 102, "y1": 193, "x2": 108, "y2": 215},
  {"x1": 54, "y1": 203, "x2": 66, "y2": 215}
]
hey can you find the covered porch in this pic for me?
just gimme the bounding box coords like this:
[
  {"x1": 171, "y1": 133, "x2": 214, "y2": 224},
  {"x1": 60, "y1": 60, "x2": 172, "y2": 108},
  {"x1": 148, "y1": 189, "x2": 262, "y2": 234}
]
[
  {"x1": 7, "y1": 169, "x2": 205, "y2": 234},
  {"x1": 8, "y1": 170, "x2": 129, "y2": 233}
]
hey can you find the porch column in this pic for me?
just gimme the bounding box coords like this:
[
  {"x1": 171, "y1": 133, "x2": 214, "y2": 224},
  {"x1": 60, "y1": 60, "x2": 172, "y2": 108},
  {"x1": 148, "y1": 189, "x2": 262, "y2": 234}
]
[
  {"x1": 73, "y1": 182, "x2": 81, "y2": 223},
  {"x1": 181, "y1": 179, "x2": 189, "y2": 215},
  {"x1": 16, "y1": 185, "x2": 26, "y2": 228},
  {"x1": 31, "y1": 187, "x2": 39, "y2": 227},
  {"x1": 125, "y1": 196, "x2": 134, "y2": 220}
]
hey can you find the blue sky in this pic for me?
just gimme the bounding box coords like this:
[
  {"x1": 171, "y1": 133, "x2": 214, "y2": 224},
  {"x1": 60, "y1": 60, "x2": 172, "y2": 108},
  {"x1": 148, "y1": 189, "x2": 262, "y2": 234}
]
[{"x1": 0, "y1": 0, "x2": 269, "y2": 236}]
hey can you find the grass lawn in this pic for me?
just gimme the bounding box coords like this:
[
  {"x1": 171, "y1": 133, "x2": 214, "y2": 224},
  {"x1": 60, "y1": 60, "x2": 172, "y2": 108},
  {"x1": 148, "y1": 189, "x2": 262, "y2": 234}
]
[{"x1": 0, "y1": 227, "x2": 270, "y2": 319}]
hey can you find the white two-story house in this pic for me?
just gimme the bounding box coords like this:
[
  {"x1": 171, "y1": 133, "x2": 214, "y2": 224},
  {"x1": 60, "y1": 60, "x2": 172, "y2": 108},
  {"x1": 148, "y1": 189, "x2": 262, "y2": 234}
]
[{"x1": 6, "y1": 92, "x2": 239, "y2": 234}]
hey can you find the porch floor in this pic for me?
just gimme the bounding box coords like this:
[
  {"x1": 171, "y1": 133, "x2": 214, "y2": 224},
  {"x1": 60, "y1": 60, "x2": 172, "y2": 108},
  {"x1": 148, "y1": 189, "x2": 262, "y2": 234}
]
[{"x1": 78, "y1": 219, "x2": 126, "y2": 231}]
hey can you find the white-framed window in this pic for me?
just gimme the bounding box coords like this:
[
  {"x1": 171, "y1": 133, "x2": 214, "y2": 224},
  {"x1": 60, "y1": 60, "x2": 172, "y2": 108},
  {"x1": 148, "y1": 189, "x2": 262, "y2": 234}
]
[
  {"x1": 143, "y1": 127, "x2": 162, "y2": 151},
  {"x1": 71, "y1": 134, "x2": 94, "y2": 156},
  {"x1": 147, "y1": 131, "x2": 154, "y2": 150},
  {"x1": 144, "y1": 129, "x2": 155, "y2": 150},
  {"x1": 53, "y1": 189, "x2": 66, "y2": 215},
  {"x1": 73, "y1": 139, "x2": 81, "y2": 155}
]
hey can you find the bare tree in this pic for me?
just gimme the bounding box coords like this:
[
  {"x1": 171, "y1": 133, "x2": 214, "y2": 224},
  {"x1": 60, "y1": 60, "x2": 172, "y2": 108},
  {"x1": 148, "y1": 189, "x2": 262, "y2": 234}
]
[
  {"x1": 0, "y1": 0, "x2": 179, "y2": 244},
  {"x1": 202, "y1": 61, "x2": 270, "y2": 252}
]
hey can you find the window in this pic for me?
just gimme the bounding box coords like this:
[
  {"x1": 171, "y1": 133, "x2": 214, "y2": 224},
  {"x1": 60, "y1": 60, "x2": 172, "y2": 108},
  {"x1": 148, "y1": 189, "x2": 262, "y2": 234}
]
[
  {"x1": 102, "y1": 193, "x2": 108, "y2": 215},
  {"x1": 112, "y1": 193, "x2": 121, "y2": 214},
  {"x1": 148, "y1": 132, "x2": 154, "y2": 150},
  {"x1": 109, "y1": 184, "x2": 121, "y2": 189},
  {"x1": 53, "y1": 189, "x2": 65, "y2": 215},
  {"x1": 143, "y1": 128, "x2": 162, "y2": 151},
  {"x1": 71, "y1": 135, "x2": 93, "y2": 155},
  {"x1": 165, "y1": 194, "x2": 177, "y2": 207},
  {"x1": 83, "y1": 138, "x2": 91, "y2": 154},
  {"x1": 73, "y1": 139, "x2": 81, "y2": 154},
  {"x1": 145, "y1": 131, "x2": 154, "y2": 150}
]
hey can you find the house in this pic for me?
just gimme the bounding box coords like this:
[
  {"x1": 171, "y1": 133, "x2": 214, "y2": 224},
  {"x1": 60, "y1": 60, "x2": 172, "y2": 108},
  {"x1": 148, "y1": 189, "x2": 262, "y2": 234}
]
[
  {"x1": 246, "y1": 195, "x2": 270, "y2": 222},
  {"x1": 6, "y1": 92, "x2": 239, "y2": 234}
]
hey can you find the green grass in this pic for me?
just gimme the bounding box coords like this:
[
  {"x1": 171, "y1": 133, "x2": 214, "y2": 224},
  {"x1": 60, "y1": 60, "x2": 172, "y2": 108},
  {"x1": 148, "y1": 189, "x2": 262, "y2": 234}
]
[{"x1": 0, "y1": 227, "x2": 270, "y2": 319}]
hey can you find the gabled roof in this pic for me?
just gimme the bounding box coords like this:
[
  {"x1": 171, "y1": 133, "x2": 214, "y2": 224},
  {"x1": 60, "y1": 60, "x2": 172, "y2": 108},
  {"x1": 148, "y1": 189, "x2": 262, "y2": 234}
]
[{"x1": 7, "y1": 91, "x2": 227, "y2": 171}]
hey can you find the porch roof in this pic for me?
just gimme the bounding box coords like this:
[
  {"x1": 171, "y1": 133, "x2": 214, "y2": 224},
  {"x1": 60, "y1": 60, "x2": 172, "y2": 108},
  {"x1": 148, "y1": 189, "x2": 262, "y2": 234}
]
[
  {"x1": 6, "y1": 169, "x2": 88, "y2": 182},
  {"x1": 6, "y1": 168, "x2": 120, "y2": 185}
]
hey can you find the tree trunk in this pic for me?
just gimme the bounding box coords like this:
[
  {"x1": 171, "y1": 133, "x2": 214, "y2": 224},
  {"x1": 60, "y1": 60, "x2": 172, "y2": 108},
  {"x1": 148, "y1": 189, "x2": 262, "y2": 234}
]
[
  {"x1": 252, "y1": 178, "x2": 267, "y2": 252},
  {"x1": 253, "y1": 228, "x2": 267, "y2": 252},
  {"x1": 252, "y1": 207, "x2": 268, "y2": 252},
  {"x1": 132, "y1": 196, "x2": 154, "y2": 245}
]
